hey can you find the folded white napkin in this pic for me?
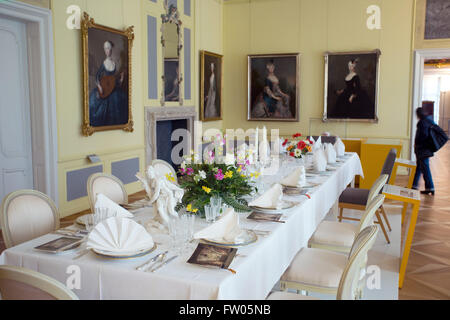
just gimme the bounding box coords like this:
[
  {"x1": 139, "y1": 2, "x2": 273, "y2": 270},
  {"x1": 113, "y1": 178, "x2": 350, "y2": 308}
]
[
  {"x1": 94, "y1": 194, "x2": 133, "y2": 218},
  {"x1": 280, "y1": 166, "x2": 307, "y2": 188},
  {"x1": 325, "y1": 143, "x2": 337, "y2": 164},
  {"x1": 87, "y1": 217, "x2": 154, "y2": 254},
  {"x1": 249, "y1": 183, "x2": 283, "y2": 209},
  {"x1": 334, "y1": 138, "x2": 346, "y2": 157},
  {"x1": 194, "y1": 208, "x2": 245, "y2": 243},
  {"x1": 313, "y1": 148, "x2": 327, "y2": 172},
  {"x1": 313, "y1": 136, "x2": 322, "y2": 151}
]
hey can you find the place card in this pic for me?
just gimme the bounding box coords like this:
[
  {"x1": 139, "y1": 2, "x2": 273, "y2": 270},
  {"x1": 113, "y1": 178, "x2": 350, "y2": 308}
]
[
  {"x1": 188, "y1": 243, "x2": 237, "y2": 271},
  {"x1": 247, "y1": 212, "x2": 284, "y2": 223},
  {"x1": 34, "y1": 237, "x2": 83, "y2": 253}
]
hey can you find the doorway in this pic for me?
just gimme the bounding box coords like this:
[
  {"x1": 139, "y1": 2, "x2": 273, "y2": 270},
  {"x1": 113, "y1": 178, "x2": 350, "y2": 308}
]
[
  {"x1": 411, "y1": 48, "x2": 450, "y2": 160},
  {"x1": 0, "y1": 1, "x2": 58, "y2": 204}
]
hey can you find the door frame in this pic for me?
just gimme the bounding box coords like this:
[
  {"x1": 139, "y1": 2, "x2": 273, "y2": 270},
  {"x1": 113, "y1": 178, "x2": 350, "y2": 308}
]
[
  {"x1": 0, "y1": 1, "x2": 58, "y2": 204},
  {"x1": 411, "y1": 48, "x2": 450, "y2": 160}
]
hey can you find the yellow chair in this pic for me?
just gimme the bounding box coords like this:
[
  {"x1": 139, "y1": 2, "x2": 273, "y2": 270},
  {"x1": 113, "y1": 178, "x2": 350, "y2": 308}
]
[
  {"x1": 0, "y1": 265, "x2": 78, "y2": 300},
  {"x1": 309, "y1": 194, "x2": 385, "y2": 253},
  {"x1": 276, "y1": 225, "x2": 378, "y2": 300}
]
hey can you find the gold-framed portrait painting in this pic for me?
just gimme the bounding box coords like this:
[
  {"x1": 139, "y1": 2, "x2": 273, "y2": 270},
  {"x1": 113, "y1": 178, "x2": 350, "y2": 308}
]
[
  {"x1": 248, "y1": 53, "x2": 300, "y2": 122},
  {"x1": 81, "y1": 12, "x2": 134, "y2": 136},
  {"x1": 200, "y1": 50, "x2": 223, "y2": 122}
]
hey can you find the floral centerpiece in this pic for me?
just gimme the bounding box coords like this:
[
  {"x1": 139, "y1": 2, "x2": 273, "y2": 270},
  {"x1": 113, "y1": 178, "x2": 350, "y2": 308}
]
[
  {"x1": 176, "y1": 135, "x2": 258, "y2": 217},
  {"x1": 282, "y1": 133, "x2": 313, "y2": 158}
]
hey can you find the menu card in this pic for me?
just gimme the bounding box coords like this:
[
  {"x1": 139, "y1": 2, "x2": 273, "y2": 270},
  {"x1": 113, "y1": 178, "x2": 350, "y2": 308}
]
[
  {"x1": 247, "y1": 212, "x2": 284, "y2": 223},
  {"x1": 34, "y1": 237, "x2": 83, "y2": 253},
  {"x1": 188, "y1": 243, "x2": 237, "y2": 270}
]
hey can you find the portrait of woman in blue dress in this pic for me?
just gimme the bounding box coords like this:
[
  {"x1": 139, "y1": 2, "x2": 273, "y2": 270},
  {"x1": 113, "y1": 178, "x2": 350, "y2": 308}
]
[{"x1": 89, "y1": 40, "x2": 128, "y2": 127}]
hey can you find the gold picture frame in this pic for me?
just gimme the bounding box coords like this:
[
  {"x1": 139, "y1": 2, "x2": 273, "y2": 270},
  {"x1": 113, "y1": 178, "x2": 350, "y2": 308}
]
[
  {"x1": 200, "y1": 50, "x2": 223, "y2": 122},
  {"x1": 81, "y1": 12, "x2": 134, "y2": 136},
  {"x1": 247, "y1": 53, "x2": 300, "y2": 122}
]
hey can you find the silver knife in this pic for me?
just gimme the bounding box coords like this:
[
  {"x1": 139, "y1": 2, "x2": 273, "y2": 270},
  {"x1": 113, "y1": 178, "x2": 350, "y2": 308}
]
[
  {"x1": 150, "y1": 255, "x2": 178, "y2": 273},
  {"x1": 136, "y1": 251, "x2": 168, "y2": 271}
]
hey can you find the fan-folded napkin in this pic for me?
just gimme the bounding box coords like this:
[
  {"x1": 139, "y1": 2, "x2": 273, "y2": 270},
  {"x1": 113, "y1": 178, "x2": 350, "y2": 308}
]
[
  {"x1": 313, "y1": 148, "x2": 327, "y2": 172},
  {"x1": 248, "y1": 183, "x2": 283, "y2": 209},
  {"x1": 280, "y1": 166, "x2": 307, "y2": 188},
  {"x1": 87, "y1": 217, "x2": 154, "y2": 254},
  {"x1": 194, "y1": 208, "x2": 246, "y2": 243},
  {"x1": 325, "y1": 143, "x2": 337, "y2": 164},
  {"x1": 334, "y1": 138, "x2": 346, "y2": 157},
  {"x1": 95, "y1": 194, "x2": 133, "y2": 218}
]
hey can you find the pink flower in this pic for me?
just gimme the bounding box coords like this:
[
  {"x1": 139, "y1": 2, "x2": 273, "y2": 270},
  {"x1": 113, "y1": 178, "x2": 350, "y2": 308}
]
[
  {"x1": 214, "y1": 169, "x2": 224, "y2": 181},
  {"x1": 180, "y1": 168, "x2": 186, "y2": 175},
  {"x1": 186, "y1": 168, "x2": 194, "y2": 176}
]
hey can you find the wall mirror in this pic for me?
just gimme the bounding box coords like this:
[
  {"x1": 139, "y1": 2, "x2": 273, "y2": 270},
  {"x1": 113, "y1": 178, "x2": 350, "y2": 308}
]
[{"x1": 161, "y1": 0, "x2": 183, "y2": 105}]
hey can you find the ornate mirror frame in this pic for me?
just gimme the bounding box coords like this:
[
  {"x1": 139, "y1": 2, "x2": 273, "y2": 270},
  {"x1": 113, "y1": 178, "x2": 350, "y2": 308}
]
[{"x1": 161, "y1": 0, "x2": 183, "y2": 106}]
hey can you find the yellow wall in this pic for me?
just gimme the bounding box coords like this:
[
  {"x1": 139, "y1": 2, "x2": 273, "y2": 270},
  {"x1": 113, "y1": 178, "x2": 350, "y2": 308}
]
[
  {"x1": 414, "y1": 0, "x2": 450, "y2": 49},
  {"x1": 51, "y1": 0, "x2": 145, "y2": 217},
  {"x1": 194, "y1": 0, "x2": 224, "y2": 133},
  {"x1": 17, "y1": 0, "x2": 50, "y2": 9},
  {"x1": 223, "y1": 0, "x2": 415, "y2": 157}
]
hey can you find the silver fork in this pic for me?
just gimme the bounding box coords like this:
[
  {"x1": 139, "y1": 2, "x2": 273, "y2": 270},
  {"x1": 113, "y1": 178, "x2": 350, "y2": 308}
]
[
  {"x1": 145, "y1": 252, "x2": 168, "y2": 272},
  {"x1": 136, "y1": 251, "x2": 168, "y2": 271}
]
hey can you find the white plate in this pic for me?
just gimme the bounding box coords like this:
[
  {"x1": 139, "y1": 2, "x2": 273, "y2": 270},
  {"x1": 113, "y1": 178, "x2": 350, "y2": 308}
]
[
  {"x1": 76, "y1": 214, "x2": 93, "y2": 227},
  {"x1": 250, "y1": 201, "x2": 297, "y2": 213},
  {"x1": 92, "y1": 243, "x2": 157, "y2": 259},
  {"x1": 202, "y1": 230, "x2": 258, "y2": 247}
]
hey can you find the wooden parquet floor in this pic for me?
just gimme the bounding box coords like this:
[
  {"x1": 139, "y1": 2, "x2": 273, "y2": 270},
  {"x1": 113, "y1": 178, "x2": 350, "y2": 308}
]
[{"x1": 0, "y1": 145, "x2": 449, "y2": 299}]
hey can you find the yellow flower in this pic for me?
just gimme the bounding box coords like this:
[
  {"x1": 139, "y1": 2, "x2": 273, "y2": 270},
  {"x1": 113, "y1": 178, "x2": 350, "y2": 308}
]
[
  {"x1": 237, "y1": 167, "x2": 242, "y2": 173},
  {"x1": 165, "y1": 173, "x2": 175, "y2": 183},
  {"x1": 241, "y1": 174, "x2": 246, "y2": 178},
  {"x1": 287, "y1": 145, "x2": 294, "y2": 151},
  {"x1": 224, "y1": 171, "x2": 233, "y2": 179},
  {"x1": 202, "y1": 186, "x2": 212, "y2": 194},
  {"x1": 187, "y1": 204, "x2": 199, "y2": 213}
]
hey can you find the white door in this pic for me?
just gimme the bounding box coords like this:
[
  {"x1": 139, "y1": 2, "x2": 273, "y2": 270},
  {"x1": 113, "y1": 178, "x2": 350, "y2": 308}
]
[{"x1": 0, "y1": 16, "x2": 34, "y2": 201}]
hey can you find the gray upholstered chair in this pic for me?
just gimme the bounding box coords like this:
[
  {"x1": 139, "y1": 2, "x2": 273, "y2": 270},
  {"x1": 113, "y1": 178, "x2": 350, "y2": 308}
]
[{"x1": 338, "y1": 148, "x2": 397, "y2": 244}]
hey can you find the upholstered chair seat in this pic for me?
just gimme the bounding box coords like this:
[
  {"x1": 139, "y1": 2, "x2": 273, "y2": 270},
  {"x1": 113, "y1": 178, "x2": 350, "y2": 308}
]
[
  {"x1": 309, "y1": 221, "x2": 359, "y2": 249},
  {"x1": 309, "y1": 194, "x2": 385, "y2": 253},
  {"x1": 278, "y1": 226, "x2": 379, "y2": 300},
  {"x1": 338, "y1": 188, "x2": 370, "y2": 206},
  {"x1": 281, "y1": 248, "x2": 348, "y2": 289}
]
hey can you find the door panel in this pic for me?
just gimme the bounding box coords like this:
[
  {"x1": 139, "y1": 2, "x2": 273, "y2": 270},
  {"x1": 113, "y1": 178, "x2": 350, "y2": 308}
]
[{"x1": 0, "y1": 17, "x2": 33, "y2": 201}]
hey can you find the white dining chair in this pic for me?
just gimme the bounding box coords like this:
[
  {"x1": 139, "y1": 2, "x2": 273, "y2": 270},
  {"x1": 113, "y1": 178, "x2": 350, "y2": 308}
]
[
  {"x1": 87, "y1": 173, "x2": 128, "y2": 212},
  {"x1": 308, "y1": 193, "x2": 385, "y2": 253},
  {"x1": 0, "y1": 265, "x2": 78, "y2": 300},
  {"x1": 0, "y1": 190, "x2": 60, "y2": 248},
  {"x1": 268, "y1": 225, "x2": 378, "y2": 300},
  {"x1": 151, "y1": 159, "x2": 178, "y2": 184},
  {"x1": 278, "y1": 225, "x2": 378, "y2": 298}
]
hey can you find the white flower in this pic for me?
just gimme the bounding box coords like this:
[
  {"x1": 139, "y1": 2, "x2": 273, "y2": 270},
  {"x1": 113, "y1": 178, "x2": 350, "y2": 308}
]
[
  {"x1": 225, "y1": 153, "x2": 235, "y2": 165},
  {"x1": 181, "y1": 161, "x2": 186, "y2": 169},
  {"x1": 198, "y1": 170, "x2": 207, "y2": 180},
  {"x1": 295, "y1": 149, "x2": 302, "y2": 157}
]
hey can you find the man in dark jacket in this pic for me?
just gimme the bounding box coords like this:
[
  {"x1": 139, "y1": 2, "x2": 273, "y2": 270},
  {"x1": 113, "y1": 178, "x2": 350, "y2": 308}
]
[{"x1": 412, "y1": 107, "x2": 435, "y2": 195}]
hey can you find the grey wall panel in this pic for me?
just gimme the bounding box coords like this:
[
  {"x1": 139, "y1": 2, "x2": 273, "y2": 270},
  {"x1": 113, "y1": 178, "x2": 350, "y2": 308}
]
[
  {"x1": 111, "y1": 158, "x2": 140, "y2": 185},
  {"x1": 66, "y1": 165, "x2": 103, "y2": 202}
]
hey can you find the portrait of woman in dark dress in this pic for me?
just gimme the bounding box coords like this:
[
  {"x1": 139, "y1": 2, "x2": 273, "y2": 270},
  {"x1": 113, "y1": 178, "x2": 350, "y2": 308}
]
[
  {"x1": 332, "y1": 59, "x2": 374, "y2": 119},
  {"x1": 89, "y1": 40, "x2": 128, "y2": 127}
]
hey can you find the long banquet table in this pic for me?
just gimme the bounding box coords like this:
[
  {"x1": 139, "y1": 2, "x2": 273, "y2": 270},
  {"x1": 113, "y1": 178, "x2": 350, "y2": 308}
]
[{"x1": 0, "y1": 153, "x2": 363, "y2": 300}]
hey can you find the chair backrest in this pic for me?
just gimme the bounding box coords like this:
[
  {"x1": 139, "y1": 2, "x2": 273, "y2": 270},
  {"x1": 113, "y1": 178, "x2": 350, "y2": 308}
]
[
  {"x1": 151, "y1": 159, "x2": 178, "y2": 183},
  {"x1": 380, "y1": 148, "x2": 397, "y2": 181},
  {"x1": 0, "y1": 190, "x2": 60, "y2": 248},
  {"x1": 358, "y1": 194, "x2": 385, "y2": 232},
  {"x1": 0, "y1": 265, "x2": 78, "y2": 300},
  {"x1": 337, "y1": 225, "x2": 379, "y2": 300},
  {"x1": 87, "y1": 173, "x2": 128, "y2": 212},
  {"x1": 366, "y1": 174, "x2": 389, "y2": 207}
]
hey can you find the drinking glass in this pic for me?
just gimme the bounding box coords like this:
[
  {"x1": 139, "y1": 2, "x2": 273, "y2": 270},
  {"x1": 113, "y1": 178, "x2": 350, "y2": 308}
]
[
  {"x1": 181, "y1": 214, "x2": 196, "y2": 250},
  {"x1": 204, "y1": 205, "x2": 214, "y2": 223},
  {"x1": 210, "y1": 196, "x2": 222, "y2": 221},
  {"x1": 168, "y1": 217, "x2": 188, "y2": 254}
]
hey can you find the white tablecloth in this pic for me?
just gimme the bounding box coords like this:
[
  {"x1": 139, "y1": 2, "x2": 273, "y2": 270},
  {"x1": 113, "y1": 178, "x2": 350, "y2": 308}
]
[{"x1": 0, "y1": 153, "x2": 363, "y2": 300}]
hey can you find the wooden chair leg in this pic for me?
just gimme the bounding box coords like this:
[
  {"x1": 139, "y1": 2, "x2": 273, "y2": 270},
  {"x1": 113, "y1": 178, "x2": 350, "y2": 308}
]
[
  {"x1": 375, "y1": 211, "x2": 390, "y2": 244},
  {"x1": 339, "y1": 207, "x2": 344, "y2": 222},
  {"x1": 380, "y1": 206, "x2": 392, "y2": 232}
]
